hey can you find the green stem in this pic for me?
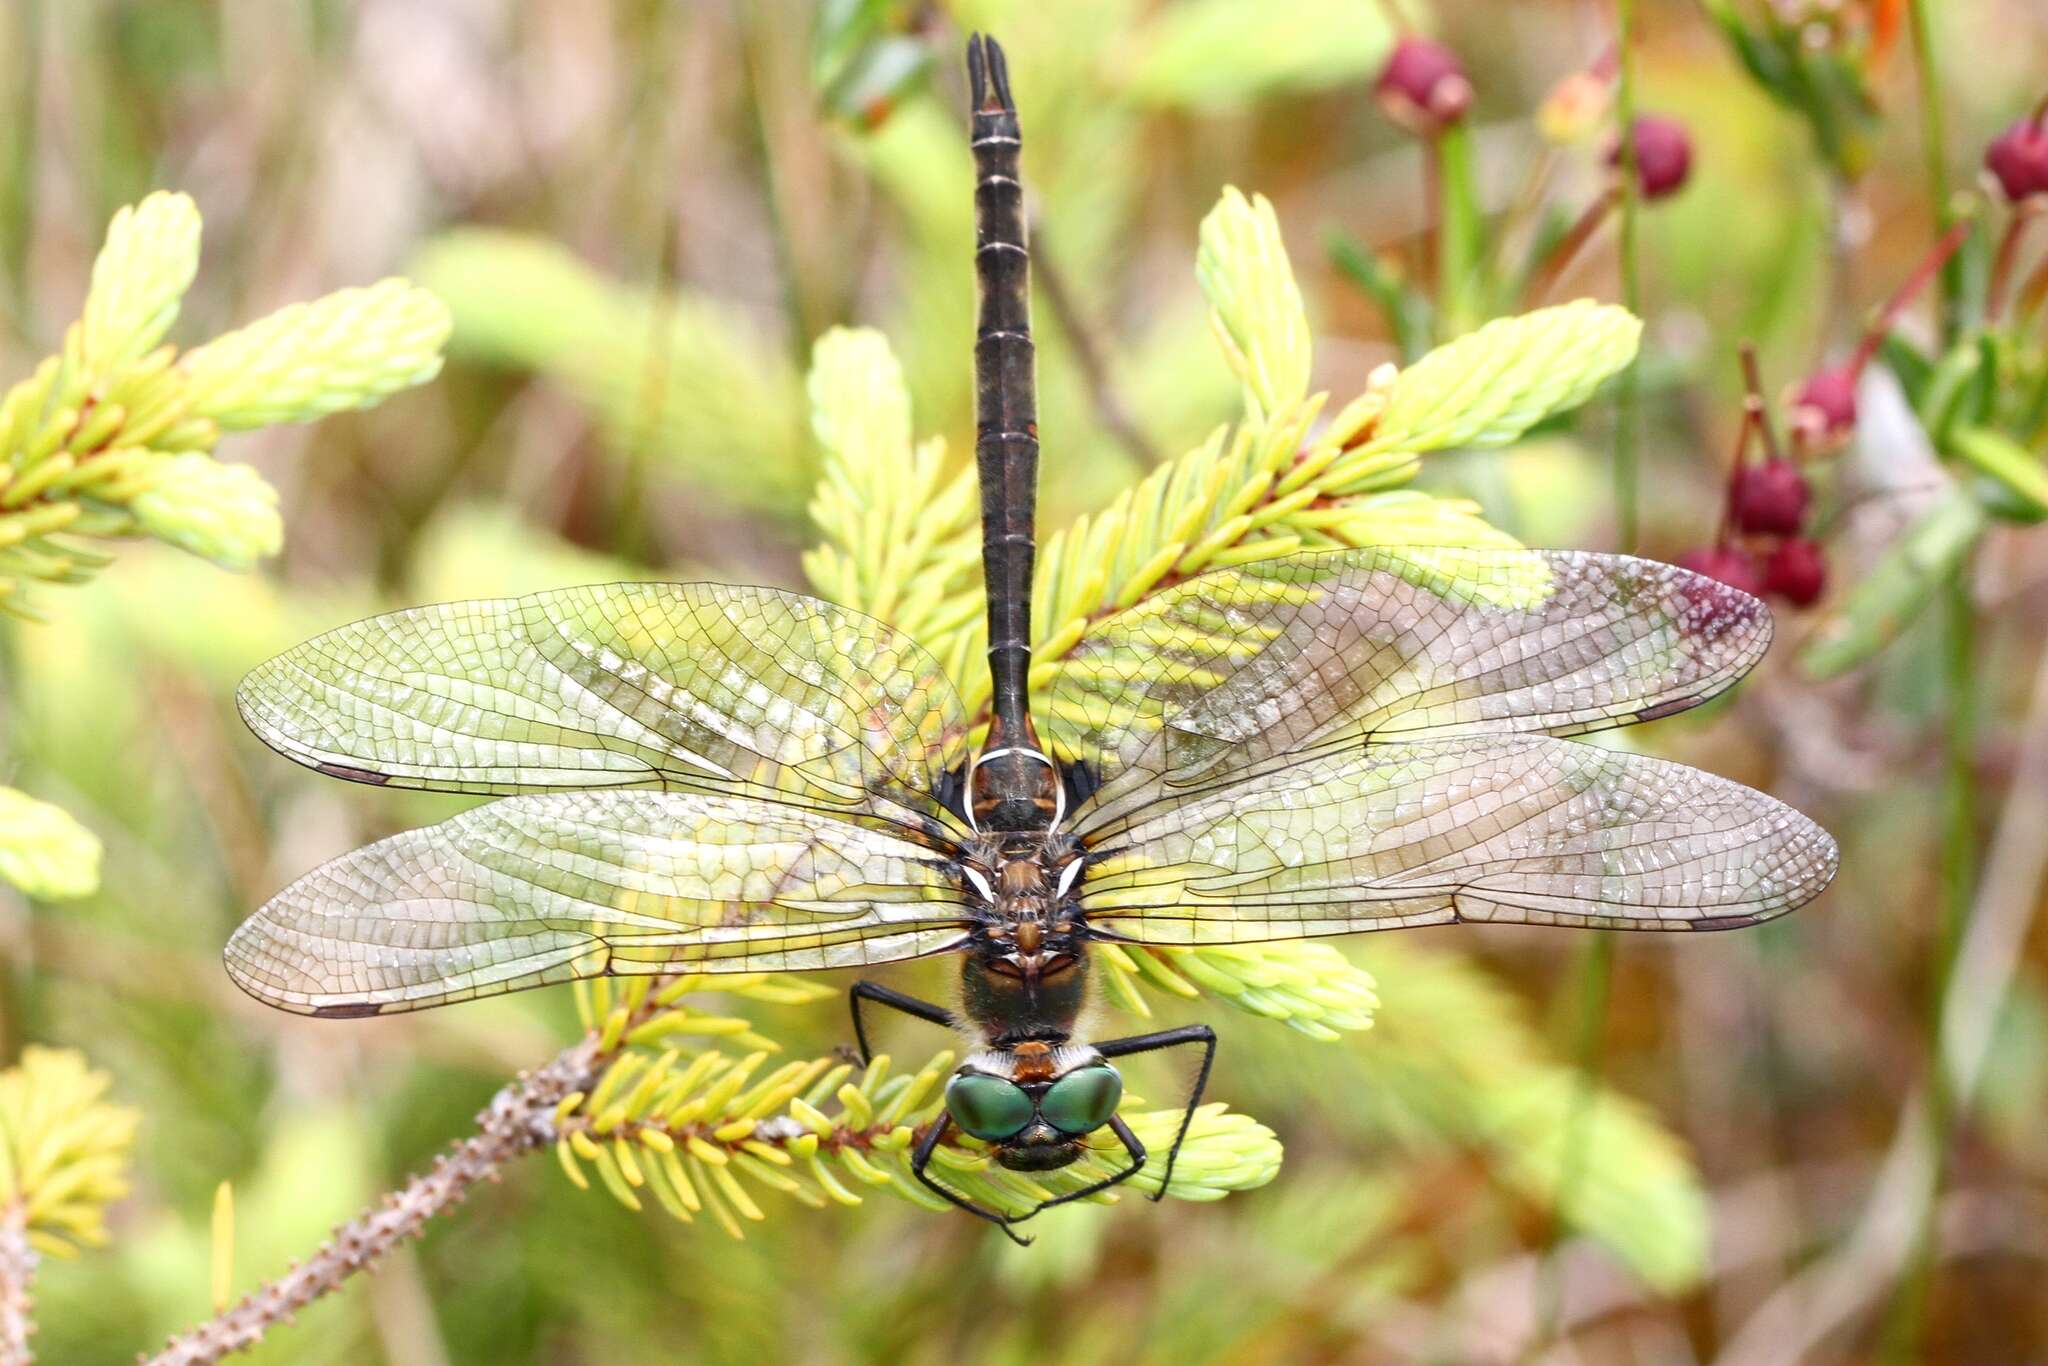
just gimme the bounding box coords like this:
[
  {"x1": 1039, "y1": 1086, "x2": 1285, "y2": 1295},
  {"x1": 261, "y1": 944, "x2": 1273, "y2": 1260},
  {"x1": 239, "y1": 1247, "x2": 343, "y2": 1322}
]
[
  {"x1": 1907, "y1": 0, "x2": 1960, "y2": 345},
  {"x1": 1535, "y1": 18, "x2": 1639, "y2": 1342},
  {"x1": 1882, "y1": 564, "x2": 1978, "y2": 1362},
  {"x1": 0, "y1": 621, "x2": 24, "y2": 1065},
  {"x1": 1612, "y1": 0, "x2": 1641, "y2": 555},
  {"x1": 1434, "y1": 121, "x2": 1484, "y2": 340},
  {"x1": 0, "y1": 0, "x2": 38, "y2": 334},
  {"x1": 1530, "y1": 931, "x2": 1614, "y2": 1352},
  {"x1": 1879, "y1": 8, "x2": 1972, "y2": 1357}
]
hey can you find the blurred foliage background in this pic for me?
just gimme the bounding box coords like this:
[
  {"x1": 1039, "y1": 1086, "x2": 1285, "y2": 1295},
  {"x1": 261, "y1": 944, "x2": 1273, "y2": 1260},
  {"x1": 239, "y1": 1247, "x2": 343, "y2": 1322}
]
[{"x1": 4, "y1": 0, "x2": 2048, "y2": 1362}]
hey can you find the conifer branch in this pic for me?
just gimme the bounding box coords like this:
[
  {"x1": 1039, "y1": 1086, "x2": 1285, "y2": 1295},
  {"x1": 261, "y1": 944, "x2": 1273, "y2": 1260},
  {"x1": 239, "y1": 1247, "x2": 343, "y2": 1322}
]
[{"x1": 144, "y1": 1034, "x2": 603, "y2": 1366}]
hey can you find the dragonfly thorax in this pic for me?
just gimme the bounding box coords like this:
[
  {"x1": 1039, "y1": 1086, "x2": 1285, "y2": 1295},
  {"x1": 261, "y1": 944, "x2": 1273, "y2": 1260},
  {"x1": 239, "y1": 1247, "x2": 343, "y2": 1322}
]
[{"x1": 957, "y1": 830, "x2": 1089, "y2": 1050}]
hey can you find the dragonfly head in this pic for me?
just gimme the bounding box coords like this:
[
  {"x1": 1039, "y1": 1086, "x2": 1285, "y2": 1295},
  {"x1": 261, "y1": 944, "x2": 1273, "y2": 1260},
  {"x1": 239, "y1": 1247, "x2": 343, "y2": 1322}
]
[{"x1": 944, "y1": 1048, "x2": 1125, "y2": 1171}]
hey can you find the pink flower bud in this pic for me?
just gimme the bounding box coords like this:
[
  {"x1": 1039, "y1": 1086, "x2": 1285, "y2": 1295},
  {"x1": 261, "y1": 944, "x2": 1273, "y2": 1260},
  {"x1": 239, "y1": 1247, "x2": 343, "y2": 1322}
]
[
  {"x1": 1789, "y1": 366, "x2": 1858, "y2": 449},
  {"x1": 1763, "y1": 538, "x2": 1827, "y2": 607},
  {"x1": 1986, "y1": 113, "x2": 2048, "y2": 203},
  {"x1": 1677, "y1": 547, "x2": 1767, "y2": 599},
  {"x1": 1611, "y1": 115, "x2": 1693, "y2": 200},
  {"x1": 1730, "y1": 457, "x2": 1811, "y2": 536},
  {"x1": 1376, "y1": 37, "x2": 1472, "y2": 134}
]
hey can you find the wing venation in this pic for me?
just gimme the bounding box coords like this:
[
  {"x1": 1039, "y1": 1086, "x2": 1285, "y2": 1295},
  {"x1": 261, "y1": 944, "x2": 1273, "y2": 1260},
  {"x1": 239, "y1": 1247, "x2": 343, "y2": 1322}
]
[
  {"x1": 1047, "y1": 547, "x2": 1772, "y2": 830},
  {"x1": 224, "y1": 790, "x2": 974, "y2": 1016},
  {"x1": 1080, "y1": 735, "x2": 1836, "y2": 943},
  {"x1": 237, "y1": 581, "x2": 970, "y2": 832}
]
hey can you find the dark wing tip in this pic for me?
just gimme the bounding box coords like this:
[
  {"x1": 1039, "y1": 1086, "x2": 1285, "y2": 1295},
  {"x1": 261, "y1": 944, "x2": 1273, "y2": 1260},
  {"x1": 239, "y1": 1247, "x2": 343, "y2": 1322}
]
[
  {"x1": 966, "y1": 33, "x2": 1014, "y2": 114},
  {"x1": 1691, "y1": 912, "x2": 1769, "y2": 932},
  {"x1": 1669, "y1": 564, "x2": 1774, "y2": 648},
  {"x1": 310, "y1": 1001, "x2": 386, "y2": 1020}
]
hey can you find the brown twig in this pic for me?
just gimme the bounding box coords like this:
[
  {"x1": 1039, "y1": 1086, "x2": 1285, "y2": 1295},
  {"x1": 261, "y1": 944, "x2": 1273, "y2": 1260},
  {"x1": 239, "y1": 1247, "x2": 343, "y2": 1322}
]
[
  {"x1": 1739, "y1": 342, "x2": 1785, "y2": 464},
  {"x1": 2016, "y1": 251, "x2": 2048, "y2": 325},
  {"x1": 143, "y1": 1034, "x2": 608, "y2": 1365},
  {"x1": 1849, "y1": 217, "x2": 1974, "y2": 374},
  {"x1": 1712, "y1": 354, "x2": 1764, "y2": 551},
  {"x1": 1521, "y1": 186, "x2": 1618, "y2": 306},
  {"x1": 0, "y1": 1204, "x2": 36, "y2": 1366},
  {"x1": 1031, "y1": 225, "x2": 1163, "y2": 468},
  {"x1": 1985, "y1": 202, "x2": 2041, "y2": 324}
]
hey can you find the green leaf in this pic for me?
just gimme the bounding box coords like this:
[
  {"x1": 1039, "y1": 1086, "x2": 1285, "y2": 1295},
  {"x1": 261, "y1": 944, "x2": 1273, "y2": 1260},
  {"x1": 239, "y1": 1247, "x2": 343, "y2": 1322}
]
[
  {"x1": 1362, "y1": 301, "x2": 1642, "y2": 454},
  {"x1": 1099, "y1": 941, "x2": 1378, "y2": 1041},
  {"x1": 0, "y1": 787, "x2": 102, "y2": 899},
  {"x1": 1353, "y1": 941, "x2": 1711, "y2": 1290},
  {"x1": 1801, "y1": 485, "x2": 1987, "y2": 679},
  {"x1": 128, "y1": 455, "x2": 284, "y2": 569},
  {"x1": 1328, "y1": 490, "x2": 1524, "y2": 555},
  {"x1": 1702, "y1": 0, "x2": 1797, "y2": 104},
  {"x1": 1918, "y1": 337, "x2": 1991, "y2": 450},
  {"x1": 178, "y1": 278, "x2": 450, "y2": 429},
  {"x1": 800, "y1": 327, "x2": 979, "y2": 660},
  {"x1": 1491, "y1": 1070, "x2": 1711, "y2": 1293},
  {"x1": 552, "y1": 988, "x2": 1281, "y2": 1231},
  {"x1": 412, "y1": 230, "x2": 808, "y2": 514},
  {"x1": 1877, "y1": 333, "x2": 1934, "y2": 408},
  {"x1": 1951, "y1": 425, "x2": 2048, "y2": 523},
  {"x1": 0, "y1": 1047, "x2": 139, "y2": 1254},
  {"x1": 1325, "y1": 226, "x2": 1432, "y2": 363},
  {"x1": 1197, "y1": 187, "x2": 1311, "y2": 423},
  {"x1": 80, "y1": 191, "x2": 201, "y2": 372},
  {"x1": 807, "y1": 327, "x2": 913, "y2": 490}
]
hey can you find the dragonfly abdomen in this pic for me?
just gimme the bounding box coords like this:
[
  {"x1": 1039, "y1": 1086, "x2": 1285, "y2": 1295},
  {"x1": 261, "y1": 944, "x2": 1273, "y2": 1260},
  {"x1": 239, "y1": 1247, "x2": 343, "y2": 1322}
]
[{"x1": 968, "y1": 30, "x2": 1040, "y2": 760}]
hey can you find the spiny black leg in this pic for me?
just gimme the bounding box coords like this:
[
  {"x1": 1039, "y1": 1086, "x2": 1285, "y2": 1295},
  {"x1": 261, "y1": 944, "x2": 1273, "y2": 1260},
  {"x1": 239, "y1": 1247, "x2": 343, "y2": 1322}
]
[
  {"x1": 911, "y1": 1112, "x2": 1033, "y2": 1247},
  {"x1": 1094, "y1": 1023, "x2": 1216, "y2": 1202},
  {"x1": 1009, "y1": 1114, "x2": 1147, "y2": 1224},
  {"x1": 848, "y1": 980, "x2": 953, "y2": 1066}
]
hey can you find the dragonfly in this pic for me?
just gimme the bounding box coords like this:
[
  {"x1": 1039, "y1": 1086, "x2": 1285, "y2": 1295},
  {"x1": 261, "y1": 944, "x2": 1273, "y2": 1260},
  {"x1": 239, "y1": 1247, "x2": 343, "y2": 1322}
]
[{"x1": 227, "y1": 34, "x2": 1837, "y2": 1240}]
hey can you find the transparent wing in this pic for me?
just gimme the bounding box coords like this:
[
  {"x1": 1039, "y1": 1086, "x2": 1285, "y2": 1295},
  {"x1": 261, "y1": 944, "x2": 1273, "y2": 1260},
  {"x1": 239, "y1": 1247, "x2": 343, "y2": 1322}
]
[
  {"x1": 224, "y1": 791, "x2": 974, "y2": 1016},
  {"x1": 1080, "y1": 735, "x2": 1836, "y2": 942},
  {"x1": 1042, "y1": 547, "x2": 1770, "y2": 828},
  {"x1": 237, "y1": 582, "x2": 970, "y2": 833}
]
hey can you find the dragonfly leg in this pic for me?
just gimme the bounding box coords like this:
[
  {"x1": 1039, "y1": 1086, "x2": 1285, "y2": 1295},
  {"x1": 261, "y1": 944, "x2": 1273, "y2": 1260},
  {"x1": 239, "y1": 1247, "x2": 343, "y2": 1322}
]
[
  {"x1": 1008, "y1": 1114, "x2": 1146, "y2": 1225},
  {"x1": 1093, "y1": 1023, "x2": 1216, "y2": 1202},
  {"x1": 848, "y1": 980, "x2": 954, "y2": 1066},
  {"x1": 912, "y1": 1111, "x2": 1034, "y2": 1247}
]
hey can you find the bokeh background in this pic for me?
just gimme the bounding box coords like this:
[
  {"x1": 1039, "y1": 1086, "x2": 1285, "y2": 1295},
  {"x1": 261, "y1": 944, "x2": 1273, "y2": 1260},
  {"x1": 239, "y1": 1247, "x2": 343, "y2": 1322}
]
[{"x1": 5, "y1": 0, "x2": 2048, "y2": 1362}]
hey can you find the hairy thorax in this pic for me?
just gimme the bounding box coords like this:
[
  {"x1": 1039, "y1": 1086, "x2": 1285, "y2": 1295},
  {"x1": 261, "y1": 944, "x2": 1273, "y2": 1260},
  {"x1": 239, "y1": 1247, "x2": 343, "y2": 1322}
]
[{"x1": 955, "y1": 830, "x2": 1089, "y2": 1048}]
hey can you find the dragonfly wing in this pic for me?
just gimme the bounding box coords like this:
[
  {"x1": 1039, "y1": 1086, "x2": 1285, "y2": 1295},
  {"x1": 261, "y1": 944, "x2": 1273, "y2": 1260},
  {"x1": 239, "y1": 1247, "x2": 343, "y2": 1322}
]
[
  {"x1": 225, "y1": 790, "x2": 975, "y2": 1016},
  {"x1": 238, "y1": 582, "x2": 970, "y2": 831},
  {"x1": 1081, "y1": 735, "x2": 1836, "y2": 943},
  {"x1": 1044, "y1": 547, "x2": 1769, "y2": 824}
]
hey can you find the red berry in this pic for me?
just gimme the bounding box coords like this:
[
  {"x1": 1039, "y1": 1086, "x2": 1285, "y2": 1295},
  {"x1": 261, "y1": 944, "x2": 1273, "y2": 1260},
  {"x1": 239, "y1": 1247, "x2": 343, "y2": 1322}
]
[
  {"x1": 1790, "y1": 366, "x2": 1858, "y2": 447},
  {"x1": 1763, "y1": 538, "x2": 1827, "y2": 607},
  {"x1": 1376, "y1": 38, "x2": 1472, "y2": 134},
  {"x1": 1730, "y1": 458, "x2": 1811, "y2": 536},
  {"x1": 1677, "y1": 547, "x2": 1767, "y2": 599},
  {"x1": 1986, "y1": 113, "x2": 2048, "y2": 203},
  {"x1": 1611, "y1": 115, "x2": 1693, "y2": 200}
]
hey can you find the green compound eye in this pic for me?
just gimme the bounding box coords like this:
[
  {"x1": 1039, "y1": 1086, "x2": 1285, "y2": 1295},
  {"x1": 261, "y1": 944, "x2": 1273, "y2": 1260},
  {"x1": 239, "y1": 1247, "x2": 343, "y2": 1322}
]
[
  {"x1": 944, "y1": 1072, "x2": 1035, "y2": 1141},
  {"x1": 1039, "y1": 1065, "x2": 1123, "y2": 1135}
]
